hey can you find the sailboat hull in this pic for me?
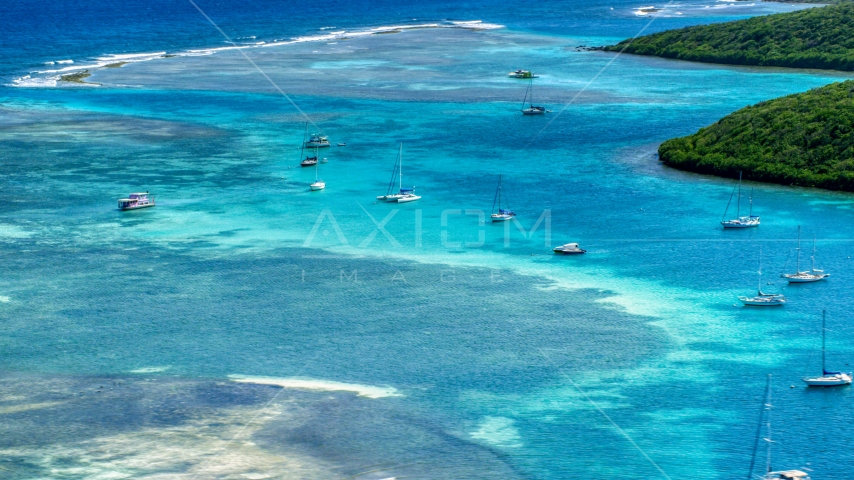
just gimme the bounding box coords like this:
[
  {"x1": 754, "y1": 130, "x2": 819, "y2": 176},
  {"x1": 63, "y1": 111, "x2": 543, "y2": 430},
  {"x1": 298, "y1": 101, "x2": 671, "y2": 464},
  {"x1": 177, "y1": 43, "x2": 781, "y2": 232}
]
[
  {"x1": 721, "y1": 221, "x2": 760, "y2": 228},
  {"x1": 490, "y1": 214, "x2": 514, "y2": 222},
  {"x1": 738, "y1": 296, "x2": 786, "y2": 306},
  {"x1": 396, "y1": 195, "x2": 421, "y2": 203},
  {"x1": 783, "y1": 274, "x2": 829, "y2": 283},
  {"x1": 803, "y1": 374, "x2": 852, "y2": 386}
]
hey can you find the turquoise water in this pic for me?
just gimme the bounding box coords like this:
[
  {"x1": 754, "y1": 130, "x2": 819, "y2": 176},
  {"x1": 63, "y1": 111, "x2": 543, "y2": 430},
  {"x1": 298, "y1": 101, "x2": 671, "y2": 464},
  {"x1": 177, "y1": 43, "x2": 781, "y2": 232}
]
[{"x1": 3, "y1": 2, "x2": 854, "y2": 478}]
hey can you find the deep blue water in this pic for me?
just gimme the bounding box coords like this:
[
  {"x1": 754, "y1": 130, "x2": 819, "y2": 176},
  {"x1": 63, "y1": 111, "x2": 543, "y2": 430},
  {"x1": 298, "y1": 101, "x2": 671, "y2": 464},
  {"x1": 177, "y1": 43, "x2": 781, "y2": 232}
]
[{"x1": 2, "y1": 0, "x2": 854, "y2": 479}]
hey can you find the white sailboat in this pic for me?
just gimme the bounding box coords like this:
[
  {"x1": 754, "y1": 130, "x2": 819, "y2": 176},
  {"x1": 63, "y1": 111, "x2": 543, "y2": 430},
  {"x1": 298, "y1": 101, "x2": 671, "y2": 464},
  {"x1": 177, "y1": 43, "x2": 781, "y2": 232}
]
[
  {"x1": 490, "y1": 174, "x2": 516, "y2": 222},
  {"x1": 781, "y1": 227, "x2": 828, "y2": 283},
  {"x1": 739, "y1": 248, "x2": 786, "y2": 306},
  {"x1": 721, "y1": 172, "x2": 760, "y2": 228},
  {"x1": 802, "y1": 310, "x2": 852, "y2": 387},
  {"x1": 376, "y1": 144, "x2": 420, "y2": 203},
  {"x1": 310, "y1": 158, "x2": 325, "y2": 191},
  {"x1": 747, "y1": 375, "x2": 811, "y2": 480}
]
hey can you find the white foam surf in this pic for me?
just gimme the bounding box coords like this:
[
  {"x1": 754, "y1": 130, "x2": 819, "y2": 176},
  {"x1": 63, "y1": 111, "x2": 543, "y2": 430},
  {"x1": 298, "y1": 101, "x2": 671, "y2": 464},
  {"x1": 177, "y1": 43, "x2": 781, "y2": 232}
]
[
  {"x1": 9, "y1": 21, "x2": 503, "y2": 88},
  {"x1": 229, "y1": 375, "x2": 402, "y2": 398}
]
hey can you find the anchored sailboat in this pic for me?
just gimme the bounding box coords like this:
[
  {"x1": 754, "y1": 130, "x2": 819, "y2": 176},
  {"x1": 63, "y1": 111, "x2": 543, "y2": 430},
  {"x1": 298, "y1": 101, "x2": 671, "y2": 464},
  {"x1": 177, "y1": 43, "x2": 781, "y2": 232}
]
[
  {"x1": 376, "y1": 144, "x2": 420, "y2": 203},
  {"x1": 521, "y1": 77, "x2": 545, "y2": 115},
  {"x1": 490, "y1": 175, "x2": 516, "y2": 222},
  {"x1": 747, "y1": 375, "x2": 811, "y2": 480},
  {"x1": 781, "y1": 227, "x2": 829, "y2": 283},
  {"x1": 802, "y1": 310, "x2": 852, "y2": 387},
  {"x1": 299, "y1": 123, "x2": 318, "y2": 167},
  {"x1": 721, "y1": 172, "x2": 760, "y2": 228},
  {"x1": 739, "y1": 247, "x2": 785, "y2": 306},
  {"x1": 310, "y1": 157, "x2": 325, "y2": 191}
]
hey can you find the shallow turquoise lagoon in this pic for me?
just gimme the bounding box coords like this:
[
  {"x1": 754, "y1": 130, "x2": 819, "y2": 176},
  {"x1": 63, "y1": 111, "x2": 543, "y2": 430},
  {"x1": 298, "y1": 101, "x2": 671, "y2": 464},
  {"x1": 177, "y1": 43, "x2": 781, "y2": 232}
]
[{"x1": 2, "y1": 4, "x2": 854, "y2": 479}]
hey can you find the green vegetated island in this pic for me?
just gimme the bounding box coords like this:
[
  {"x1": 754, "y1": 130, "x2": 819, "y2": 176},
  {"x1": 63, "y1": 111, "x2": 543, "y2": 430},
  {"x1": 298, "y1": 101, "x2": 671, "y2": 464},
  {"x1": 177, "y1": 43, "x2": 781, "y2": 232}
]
[
  {"x1": 606, "y1": 2, "x2": 854, "y2": 70},
  {"x1": 604, "y1": 2, "x2": 854, "y2": 191},
  {"x1": 659, "y1": 80, "x2": 854, "y2": 191}
]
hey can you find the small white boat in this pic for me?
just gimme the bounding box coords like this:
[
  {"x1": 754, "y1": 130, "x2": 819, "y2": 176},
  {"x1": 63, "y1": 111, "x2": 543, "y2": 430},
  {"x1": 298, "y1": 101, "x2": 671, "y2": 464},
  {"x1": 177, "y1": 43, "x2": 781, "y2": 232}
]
[
  {"x1": 553, "y1": 243, "x2": 586, "y2": 254},
  {"x1": 377, "y1": 144, "x2": 420, "y2": 203},
  {"x1": 305, "y1": 133, "x2": 330, "y2": 148},
  {"x1": 337, "y1": 143, "x2": 346, "y2": 146},
  {"x1": 508, "y1": 69, "x2": 538, "y2": 78},
  {"x1": 721, "y1": 172, "x2": 760, "y2": 228},
  {"x1": 118, "y1": 192, "x2": 155, "y2": 210},
  {"x1": 781, "y1": 226, "x2": 829, "y2": 283},
  {"x1": 802, "y1": 310, "x2": 851, "y2": 387},
  {"x1": 747, "y1": 375, "x2": 812, "y2": 480},
  {"x1": 490, "y1": 174, "x2": 516, "y2": 222},
  {"x1": 739, "y1": 248, "x2": 785, "y2": 306}
]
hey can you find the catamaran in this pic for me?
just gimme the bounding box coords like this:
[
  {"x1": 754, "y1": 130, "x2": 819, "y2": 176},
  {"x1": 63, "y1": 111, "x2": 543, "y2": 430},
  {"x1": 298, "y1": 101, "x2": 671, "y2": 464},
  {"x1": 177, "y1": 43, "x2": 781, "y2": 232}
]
[
  {"x1": 781, "y1": 226, "x2": 829, "y2": 283},
  {"x1": 747, "y1": 375, "x2": 811, "y2": 480},
  {"x1": 721, "y1": 172, "x2": 760, "y2": 228},
  {"x1": 521, "y1": 77, "x2": 545, "y2": 115},
  {"x1": 739, "y1": 248, "x2": 785, "y2": 306},
  {"x1": 490, "y1": 174, "x2": 516, "y2": 222},
  {"x1": 802, "y1": 310, "x2": 852, "y2": 387},
  {"x1": 376, "y1": 144, "x2": 420, "y2": 203}
]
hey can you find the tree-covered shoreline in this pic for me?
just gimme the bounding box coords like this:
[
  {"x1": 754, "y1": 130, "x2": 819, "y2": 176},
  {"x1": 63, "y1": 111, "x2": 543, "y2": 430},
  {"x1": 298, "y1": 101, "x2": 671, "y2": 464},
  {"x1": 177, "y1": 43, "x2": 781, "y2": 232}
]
[
  {"x1": 606, "y1": 3, "x2": 854, "y2": 71},
  {"x1": 658, "y1": 80, "x2": 854, "y2": 191}
]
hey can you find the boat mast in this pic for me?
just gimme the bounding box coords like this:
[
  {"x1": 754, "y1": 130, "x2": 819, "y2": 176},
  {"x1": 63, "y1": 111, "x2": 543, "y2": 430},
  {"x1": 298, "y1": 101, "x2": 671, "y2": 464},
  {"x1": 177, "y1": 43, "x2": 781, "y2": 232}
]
[
  {"x1": 795, "y1": 226, "x2": 802, "y2": 274},
  {"x1": 498, "y1": 175, "x2": 502, "y2": 211},
  {"x1": 749, "y1": 187, "x2": 754, "y2": 217},
  {"x1": 757, "y1": 247, "x2": 763, "y2": 295},
  {"x1": 765, "y1": 380, "x2": 773, "y2": 477},
  {"x1": 822, "y1": 310, "x2": 827, "y2": 375},
  {"x1": 737, "y1": 171, "x2": 742, "y2": 218},
  {"x1": 299, "y1": 122, "x2": 307, "y2": 161},
  {"x1": 398, "y1": 143, "x2": 403, "y2": 192},
  {"x1": 811, "y1": 235, "x2": 817, "y2": 273},
  {"x1": 747, "y1": 374, "x2": 772, "y2": 480}
]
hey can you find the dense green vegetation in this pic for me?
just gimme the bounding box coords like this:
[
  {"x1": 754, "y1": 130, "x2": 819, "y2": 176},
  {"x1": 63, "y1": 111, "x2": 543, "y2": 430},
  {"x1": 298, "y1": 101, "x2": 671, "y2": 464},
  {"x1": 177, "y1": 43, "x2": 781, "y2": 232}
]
[
  {"x1": 659, "y1": 80, "x2": 854, "y2": 191},
  {"x1": 606, "y1": 3, "x2": 854, "y2": 71}
]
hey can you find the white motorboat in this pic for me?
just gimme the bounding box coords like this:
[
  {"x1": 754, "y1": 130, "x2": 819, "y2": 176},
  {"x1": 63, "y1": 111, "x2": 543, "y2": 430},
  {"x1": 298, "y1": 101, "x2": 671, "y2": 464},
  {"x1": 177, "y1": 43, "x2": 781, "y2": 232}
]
[
  {"x1": 305, "y1": 133, "x2": 330, "y2": 148},
  {"x1": 118, "y1": 192, "x2": 155, "y2": 210},
  {"x1": 507, "y1": 69, "x2": 538, "y2": 78},
  {"x1": 377, "y1": 144, "x2": 420, "y2": 203},
  {"x1": 721, "y1": 172, "x2": 760, "y2": 228},
  {"x1": 739, "y1": 248, "x2": 785, "y2": 306},
  {"x1": 802, "y1": 310, "x2": 852, "y2": 387},
  {"x1": 553, "y1": 243, "x2": 586, "y2": 254},
  {"x1": 520, "y1": 77, "x2": 546, "y2": 115},
  {"x1": 782, "y1": 227, "x2": 828, "y2": 283},
  {"x1": 747, "y1": 375, "x2": 812, "y2": 480},
  {"x1": 490, "y1": 174, "x2": 516, "y2": 222}
]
